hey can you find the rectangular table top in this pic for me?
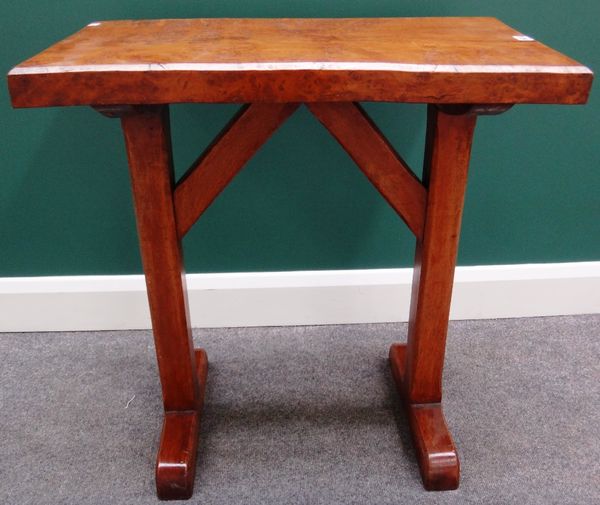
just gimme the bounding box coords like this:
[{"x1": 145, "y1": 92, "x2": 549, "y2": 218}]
[{"x1": 8, "y1": 17, "x2": 593, "y2": 107}]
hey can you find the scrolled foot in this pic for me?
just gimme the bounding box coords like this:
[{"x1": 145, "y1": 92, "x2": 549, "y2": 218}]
[
  {"x1": 156, "y1": 348, "x2": 208, "y2": 500},
  {"x1": 389, "y1": 343, "x2": 460, "y2": 490},
  {"x1": 156, "y1": 412, "x2": 199, "y2": 500}
]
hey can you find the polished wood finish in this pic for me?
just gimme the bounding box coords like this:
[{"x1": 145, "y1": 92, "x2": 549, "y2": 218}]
[
  {"x1": 7, "y1": 17, "x2": 593, "y2": 500},
  {"x1": 121, "y1": 105, "x2": 199, "y2": 411},
  {"x1": 174, "y1": 102, "x2": 299, "y2": 237},
  {"x1": 156, "y1": 349, "x2": 208, "y2": 500},
  {"x1": 120, "y1": 105, "x2": 207, "y2": 499},
  {"x1": 308, "y1": 102, "x2": 426, "y2": 239},
  {"x1": 390, "y1": 343, "x2": 459, "y2": 490},
  {"x1": 405, "y1": 106, "x2": 477, "y2": 404},
  {"x1": 386, "y1": 105, "x2": 476, "y2": 490},
  {"x1": 8, "y1": 18, "x2": 592, "y2": 107}
]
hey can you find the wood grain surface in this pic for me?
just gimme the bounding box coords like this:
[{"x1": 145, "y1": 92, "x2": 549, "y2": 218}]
[
  {"x1": 8, "y1": 17, "x2": 593, "y2": 106},
  {"x1": 405, "y1": 106, "x2": 477, "y2": 404},
  {"x1": 121, "y1": 105, "x2": 200, "y2": 412},
  {"x1": 7, "y1": 16, "x2": 594, "y2": 500},
  {"x1": 387, "y1": 105, "x2": 478, "y2": 491},
  {"x1": 174, "y1": 102, "x2": 299, "y2": 238},
  {"x1": 389, "y1": 343, "x2": 460, "y2": 491},
  {"x1": 308, "y1": 102, "x2": 426, "y2": 239},
  {"x1": 120, "y1": 105, "x2": 209, "y2": 500}
]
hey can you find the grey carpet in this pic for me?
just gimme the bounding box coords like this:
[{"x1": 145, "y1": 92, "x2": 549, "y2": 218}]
[{"x1": 1, "y1": 315, "x2": 599, "y2": 505}]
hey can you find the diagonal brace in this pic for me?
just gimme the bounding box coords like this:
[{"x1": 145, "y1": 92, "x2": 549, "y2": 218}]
[
  {"x1": 174, "y1": 102, "x2": 299, "y2": 237},
  {"x1": 307, "y1": 102, "x2": 426, "y2": 240}
]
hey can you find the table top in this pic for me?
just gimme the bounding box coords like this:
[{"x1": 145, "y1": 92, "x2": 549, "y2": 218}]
[{"x1": 8, "y1": 17, "x2": 593, "y2": 107}]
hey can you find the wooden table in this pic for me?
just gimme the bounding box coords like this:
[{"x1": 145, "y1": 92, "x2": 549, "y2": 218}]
[{"x1": 8, "y1": 17, "x2": 592, "y2": 500}]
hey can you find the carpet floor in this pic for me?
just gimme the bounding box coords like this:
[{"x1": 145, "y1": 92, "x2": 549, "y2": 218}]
[{"x1": 1, "y1": 315, "x2": 599, "y2": 504}]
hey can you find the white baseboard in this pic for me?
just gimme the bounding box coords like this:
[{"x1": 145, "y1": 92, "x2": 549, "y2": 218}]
[{"x1": 0, "y1": 262, "x2": 598, "y2": 332}]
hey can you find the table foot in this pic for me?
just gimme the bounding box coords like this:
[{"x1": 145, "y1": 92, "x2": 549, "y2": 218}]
[
  {"x1": 156, "y1": 349, "x2": 208, "y2": 500},
  {"x1": 389, "y1": 343, "x2": 459, "y2": 491}
]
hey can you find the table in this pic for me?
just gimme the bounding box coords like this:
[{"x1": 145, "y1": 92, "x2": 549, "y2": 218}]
[{"x1": 8, "y1": 17, "x2": 592, "y2": 500}]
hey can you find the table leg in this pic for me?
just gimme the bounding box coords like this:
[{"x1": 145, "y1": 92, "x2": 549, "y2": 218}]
[
  {"x1": 389, "y1": 105, "x2": 477, "y2": 490},
  {"x1": 119, "y1": 105, "x2": 207, "y2": 500}
]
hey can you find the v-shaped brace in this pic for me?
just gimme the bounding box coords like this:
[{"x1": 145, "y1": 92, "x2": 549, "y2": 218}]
[{"x1": 173, "y1": 102, "x2": 427, "y2": 240}]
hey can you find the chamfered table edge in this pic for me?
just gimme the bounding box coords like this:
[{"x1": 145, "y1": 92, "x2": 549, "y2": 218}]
[
  {"x1": 7, "y1": 16, "x2": 593, "y2": 107},
  {"x1": 6, "y1": 67, "x2": 593, "y2": 107}
]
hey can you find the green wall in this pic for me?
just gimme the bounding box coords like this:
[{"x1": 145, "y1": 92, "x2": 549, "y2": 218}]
[{"x1": 1, "y1": 1, "x2": 598, "y2": 276}]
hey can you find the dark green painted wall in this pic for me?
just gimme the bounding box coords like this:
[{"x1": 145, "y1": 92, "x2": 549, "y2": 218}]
[{"x1": 1, "y1": 1, "x2": 598, "y2": 276}]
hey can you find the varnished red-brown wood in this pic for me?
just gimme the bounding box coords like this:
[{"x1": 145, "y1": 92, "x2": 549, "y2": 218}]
[
  {"x1": 120, "y1": 105, "x2": 207, "y2": 499},
  {"x1": 389, "y1": 343, "x2": 459, "y2": 490},
  {"x1": 121, "y1": 105, "x2": 200, "y2": 411},
  {"x1": 7, "y1": 18, "x2": 592, "y2": 107},
  {"x1": 174, "y1": 102, "x2": 299, "y2": 237},
  {"x1": 308, "y1": 102, "x2": 426, "y2": 239},
  {"x1": 386, "y1": 105, "x2": 476, "y2": 490},
  {"x1": 405, "y1": 106, "x2": 477, "y2": 404},
  {"x1": 7, "y1": 15, "x2": 595, "y2": 501},
  {"x1": 156, "y1": 349, "x2": 208, "y2": 500}
]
